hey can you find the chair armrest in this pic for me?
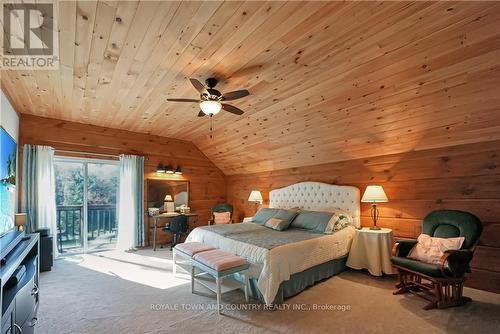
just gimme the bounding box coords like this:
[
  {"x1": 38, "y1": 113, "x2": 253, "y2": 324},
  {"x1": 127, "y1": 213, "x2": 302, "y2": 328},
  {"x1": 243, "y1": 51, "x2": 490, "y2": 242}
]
[
  {"x1": 439, "y1": 249, "x2": 474, "y2": 278},
  {"x1": 392, "y1": 239, "x2": 417, "y2": 257},
  {"x1": 242, "y1": 217, "x2": 253, "y2": 223}
]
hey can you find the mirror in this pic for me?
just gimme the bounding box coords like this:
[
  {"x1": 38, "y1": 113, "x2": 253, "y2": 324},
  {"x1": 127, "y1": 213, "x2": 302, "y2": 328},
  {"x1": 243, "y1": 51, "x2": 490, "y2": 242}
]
[{"x1": 147, "y1": 179, "x2": 189, "y2": 212}]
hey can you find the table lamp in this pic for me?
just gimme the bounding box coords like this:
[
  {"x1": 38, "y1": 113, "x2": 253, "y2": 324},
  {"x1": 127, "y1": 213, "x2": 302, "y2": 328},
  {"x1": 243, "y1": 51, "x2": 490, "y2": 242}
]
[
  {"x1": 248, "y1": 190, "x2": 263, "y2": 213},
  {"x1": 15, "y1": 213, "x2": 27, "y2": 232},
  {"x1": 361, "y1": 185, "x2": 388, "y2": 230},
  {"x1": 164, "y1": 194, "x2": 175, "y2": 213}
]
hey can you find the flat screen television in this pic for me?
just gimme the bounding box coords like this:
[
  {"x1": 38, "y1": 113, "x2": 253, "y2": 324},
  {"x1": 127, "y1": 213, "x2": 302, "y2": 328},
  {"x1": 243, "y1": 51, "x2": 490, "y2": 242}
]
[{"x1": 0, "y1": 125, "x2": 17, "y2": 237}]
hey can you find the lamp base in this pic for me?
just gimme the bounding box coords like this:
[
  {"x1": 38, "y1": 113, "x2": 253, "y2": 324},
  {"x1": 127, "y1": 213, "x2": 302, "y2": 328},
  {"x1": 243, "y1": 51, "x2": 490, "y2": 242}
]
[{"x1": 370, "y1": 226, "x2": 381, "y2": 230}]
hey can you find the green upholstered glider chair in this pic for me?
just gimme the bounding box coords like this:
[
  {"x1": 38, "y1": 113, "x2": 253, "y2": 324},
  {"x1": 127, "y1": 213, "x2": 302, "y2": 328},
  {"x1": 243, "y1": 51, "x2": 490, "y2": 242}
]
[
  {"x1": 391, "y1": 210, "x2": 482, "y2": 310},
  {"x1": 208, "y1": 203, "x2": 234, "y2": 225}
]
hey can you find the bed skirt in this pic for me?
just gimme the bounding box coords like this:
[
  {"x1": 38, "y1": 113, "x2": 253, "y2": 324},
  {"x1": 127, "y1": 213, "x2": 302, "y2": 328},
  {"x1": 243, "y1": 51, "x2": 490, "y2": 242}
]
[{"x1": 245, "y1": 255, "x2": 348, "y2": 305}]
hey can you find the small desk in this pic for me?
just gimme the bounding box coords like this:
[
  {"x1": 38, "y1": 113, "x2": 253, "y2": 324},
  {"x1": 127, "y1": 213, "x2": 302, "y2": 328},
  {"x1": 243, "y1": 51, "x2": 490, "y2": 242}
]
[
  {"x1": 347, "y1": 227, "x2": 394, "y2": 276},
  {"x1": 149, "y1": 213, "x2": 198, "y2": 251}
]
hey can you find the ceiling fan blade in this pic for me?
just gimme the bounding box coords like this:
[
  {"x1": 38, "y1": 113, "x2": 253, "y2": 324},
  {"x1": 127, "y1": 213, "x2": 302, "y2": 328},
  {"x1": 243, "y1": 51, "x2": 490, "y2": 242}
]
[
  {"x1": 167, "y1": 98, "x2": 199, "y2": 102},
  {"x1": 198, "y1": 110, "x2": 206, "y2": 117},
  {"x1": 222, "y1": 104, "x2": 244, "y2": 115},
  {"x1": 189, "y1": 78, "x2": 208, "y2": 95},
  {"x1": 222, "y1": 90, "x2": 249, "y2": 101}
]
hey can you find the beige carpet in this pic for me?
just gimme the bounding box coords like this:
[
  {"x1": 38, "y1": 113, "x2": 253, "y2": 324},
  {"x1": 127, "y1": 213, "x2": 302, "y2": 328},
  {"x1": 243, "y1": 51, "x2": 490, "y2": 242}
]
[{"x1": 36, "y1": 248, "x2": 500, "y2": 334}]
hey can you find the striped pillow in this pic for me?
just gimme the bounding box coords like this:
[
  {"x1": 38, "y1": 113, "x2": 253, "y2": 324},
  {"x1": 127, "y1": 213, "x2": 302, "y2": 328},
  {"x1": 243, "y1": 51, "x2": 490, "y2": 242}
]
[
  {"x1": 264, "y1": 217, "x2": 288, "y2": 231},
  {"x1": 324, "y1": 210, "x2": 353, "y2": 234}
]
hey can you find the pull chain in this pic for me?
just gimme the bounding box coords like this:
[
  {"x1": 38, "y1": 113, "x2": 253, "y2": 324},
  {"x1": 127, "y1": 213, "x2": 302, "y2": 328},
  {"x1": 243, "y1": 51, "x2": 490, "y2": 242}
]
[{"x1": 209, "y1": 114, "x2": 213, "y2": 139}]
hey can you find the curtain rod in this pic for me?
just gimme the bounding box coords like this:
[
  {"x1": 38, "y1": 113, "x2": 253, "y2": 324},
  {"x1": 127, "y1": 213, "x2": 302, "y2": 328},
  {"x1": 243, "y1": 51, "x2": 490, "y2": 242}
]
[
  {"x1": 54, "y1": 149, "x2": 149, "y2": 160},
  {"x1": 55, "y1": 149, "x2": 120, "y2": 158}
]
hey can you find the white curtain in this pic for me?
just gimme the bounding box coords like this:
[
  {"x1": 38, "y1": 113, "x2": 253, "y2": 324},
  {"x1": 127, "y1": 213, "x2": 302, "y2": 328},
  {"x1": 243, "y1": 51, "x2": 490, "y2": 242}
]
[
  {"x1": 21, "y1": 145, "x2": 58, "y2": 257},
  {"x1": 116, "y1": 154, "x2": 144, "y2": 250}
]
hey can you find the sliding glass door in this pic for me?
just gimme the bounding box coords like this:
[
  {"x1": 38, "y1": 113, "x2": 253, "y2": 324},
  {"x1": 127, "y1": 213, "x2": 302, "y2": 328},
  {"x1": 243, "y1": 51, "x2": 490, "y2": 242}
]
[{"x1": 55, "y1": 157, "x2": 119, "y2": 254}]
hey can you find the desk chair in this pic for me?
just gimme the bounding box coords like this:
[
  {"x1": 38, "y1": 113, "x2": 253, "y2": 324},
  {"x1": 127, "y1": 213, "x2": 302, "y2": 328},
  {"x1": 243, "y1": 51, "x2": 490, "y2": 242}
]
[{"x1": 162, "y1": 214, "x2": 189, "y2": 250}]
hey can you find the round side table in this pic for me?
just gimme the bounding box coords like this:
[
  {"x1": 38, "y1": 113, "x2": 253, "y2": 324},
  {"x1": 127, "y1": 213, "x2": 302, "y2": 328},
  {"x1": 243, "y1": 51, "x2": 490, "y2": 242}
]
[{"x1": 346, "y1": 227, "x2": 394, "y2": 276}]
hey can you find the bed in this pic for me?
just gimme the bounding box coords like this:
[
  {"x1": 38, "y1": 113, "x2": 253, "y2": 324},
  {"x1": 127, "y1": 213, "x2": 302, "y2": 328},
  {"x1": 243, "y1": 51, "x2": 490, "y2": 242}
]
[{"x1": 186, "y1": 182, "x2": 360, "y2": 305}]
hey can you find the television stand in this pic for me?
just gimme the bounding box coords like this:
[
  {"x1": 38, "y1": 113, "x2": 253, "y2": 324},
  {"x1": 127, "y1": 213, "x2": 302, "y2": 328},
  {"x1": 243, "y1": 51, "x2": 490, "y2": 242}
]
[{"x1": 1, "y1": 233, "x2": 40, "y2": 334}]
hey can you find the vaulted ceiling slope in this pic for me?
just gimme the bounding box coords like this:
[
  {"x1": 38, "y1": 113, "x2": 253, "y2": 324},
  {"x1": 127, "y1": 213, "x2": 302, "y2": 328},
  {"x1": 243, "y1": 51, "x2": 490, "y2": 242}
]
[{"x1": 2, "y1": 1, "x2": 500, "y2": 174}]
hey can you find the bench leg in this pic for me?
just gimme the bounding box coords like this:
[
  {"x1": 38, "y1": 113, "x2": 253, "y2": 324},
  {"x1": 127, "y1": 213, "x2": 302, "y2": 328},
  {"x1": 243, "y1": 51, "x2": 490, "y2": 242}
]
[
  {"x1": 172, "y1": 250, "x2": 177, "y2": 276},
  {"x1": 191, "y1": 265, "x2": 195, "y2": 294},
  {"x1": 244, "y1": 273, "x2": 249, "y2": 303},
  {"x1": 216, "y1": 276, "x2": 221, "y2": 315}
]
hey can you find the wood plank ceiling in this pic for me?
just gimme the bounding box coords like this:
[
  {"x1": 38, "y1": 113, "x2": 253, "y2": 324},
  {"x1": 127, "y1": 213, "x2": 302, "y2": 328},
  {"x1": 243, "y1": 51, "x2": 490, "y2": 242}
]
[{"x1": 2, "y1": 1, "x2": 500, "y2": 175}]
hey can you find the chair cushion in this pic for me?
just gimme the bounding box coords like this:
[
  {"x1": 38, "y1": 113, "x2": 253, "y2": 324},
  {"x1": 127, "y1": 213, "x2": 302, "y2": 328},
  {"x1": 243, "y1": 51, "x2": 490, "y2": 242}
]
[
  {"x1": 213, "y1": 212, "x2": 231, "y2": 224},
  {"x1": 193, "y1": 249, "x2": 248, "y2": 271},
  {"x1": 407, "y1": 234, "x2": 464, "y2": 265},
  {"x1": 422, "y1": 210, "x2": 482, "y2": 249},
  {"x1": 174, "y1": 242, "x2": 215, "y2": 257},
  {"x1": 391, "y1": 256, "x2": 450, "y2": 278}
]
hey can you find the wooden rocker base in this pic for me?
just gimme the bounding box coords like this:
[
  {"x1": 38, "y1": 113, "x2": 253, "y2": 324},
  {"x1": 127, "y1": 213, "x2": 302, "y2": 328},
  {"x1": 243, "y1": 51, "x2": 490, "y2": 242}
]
[{"x1": 393, "y1": 266, "x2": 472, "y2": 310}]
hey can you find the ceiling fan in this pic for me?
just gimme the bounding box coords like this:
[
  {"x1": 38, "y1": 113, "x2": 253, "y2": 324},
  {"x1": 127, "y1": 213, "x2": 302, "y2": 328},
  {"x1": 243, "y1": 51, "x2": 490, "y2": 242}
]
[{"x1": 167, "y1": 77, "x2": 249, "y2": 117}]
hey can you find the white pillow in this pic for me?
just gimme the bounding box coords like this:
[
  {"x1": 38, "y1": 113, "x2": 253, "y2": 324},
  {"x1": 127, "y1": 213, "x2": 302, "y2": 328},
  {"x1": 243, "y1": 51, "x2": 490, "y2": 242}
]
[
  {"x1": 324, "y1": 209, "x2": 353, "y2": 234},
  {"x1": 407, "y1": 234, "x2": 465, "y2": 265}
]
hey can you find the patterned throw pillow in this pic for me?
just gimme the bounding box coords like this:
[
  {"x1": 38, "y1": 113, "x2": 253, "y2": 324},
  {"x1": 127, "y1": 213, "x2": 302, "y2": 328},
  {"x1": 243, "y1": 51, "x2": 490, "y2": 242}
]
[
  {"x1": 213, "y1": 212, "x2": 231, "y2": 224},
  {"x1": 324, "y1": 210, "x2": 353, "y2": 234},
  {"x1": 408, "y1": 234, "x2": 464, "y2": 264},
  {"x1": 264, "y1": 217, "x2": 289, "y2": 231}
]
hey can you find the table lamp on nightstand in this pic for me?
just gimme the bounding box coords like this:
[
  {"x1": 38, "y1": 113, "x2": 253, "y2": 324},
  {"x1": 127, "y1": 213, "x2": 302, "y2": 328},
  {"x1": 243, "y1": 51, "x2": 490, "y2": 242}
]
[
  {"x1": 361, "y1": 185, "x2": 388, "y2": 230},
  {"x1": 248, "y1": 190, "x2": 263, "y2": 213}
]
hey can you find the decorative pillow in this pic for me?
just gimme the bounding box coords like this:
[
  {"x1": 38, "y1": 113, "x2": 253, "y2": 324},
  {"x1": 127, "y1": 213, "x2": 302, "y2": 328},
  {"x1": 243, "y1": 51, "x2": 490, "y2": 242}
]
[
  {"x1": 273, "y1": 209, "x2": 299, "y2": 226},
  {"x1": 252, "y1": 208, "x2": 280, "y2": 225},
  {"x1": 213, "y1": 212, "x2": 231, "y2": 224},
  {"x1": 324, "y1": 209, "x2": 353, "y2": 234},
  {"x1": 407, "y1": 234, "x2": 465, "y2": 265},
  {"x1": 291, "y1": 210, "x2": 333, "y2": 232},
  {"x1": 264, "y1": 217, "x2": 289, "y2": 231}
]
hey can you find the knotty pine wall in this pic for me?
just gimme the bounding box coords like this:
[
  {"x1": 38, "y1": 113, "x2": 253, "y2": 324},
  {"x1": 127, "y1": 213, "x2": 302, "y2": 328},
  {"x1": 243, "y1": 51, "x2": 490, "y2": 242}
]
[
  {"x1": 227, "y1": 140, "x2": 500, "y2": 293},
  {"x1": 19, "y1": 115, "x2": 226, "y2": 246}
]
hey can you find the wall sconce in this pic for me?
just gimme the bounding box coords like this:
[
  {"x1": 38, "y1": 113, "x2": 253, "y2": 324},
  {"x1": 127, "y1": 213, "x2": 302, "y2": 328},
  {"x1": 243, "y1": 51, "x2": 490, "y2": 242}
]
[
  {"x1": 156, "y1": 163, "x2": 165, "y2": 173},
  {"x1": 165, "y1": 163, "x2": 174, "y2": 174},
  {"x1": 157, "y1": 162, "x2": 182, "y2": 175}
]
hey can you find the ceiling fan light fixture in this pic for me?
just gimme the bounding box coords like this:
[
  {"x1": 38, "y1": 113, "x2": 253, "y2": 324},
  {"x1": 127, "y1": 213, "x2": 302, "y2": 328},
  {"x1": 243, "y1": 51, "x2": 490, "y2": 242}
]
[{"x1": 200, "y1": 100, "x2": 222, "y2": 115}]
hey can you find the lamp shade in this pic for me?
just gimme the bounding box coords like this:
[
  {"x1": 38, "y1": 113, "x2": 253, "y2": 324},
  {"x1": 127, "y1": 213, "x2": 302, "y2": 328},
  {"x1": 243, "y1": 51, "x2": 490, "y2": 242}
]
[
  {"x1": 248, "y1": 190, "x2": 263, "y2": 204},
  {"x1": 156, "y1": 163, "x2": 165, "y2": 173},
  {"x1": 164, "y1": 195, "x2": 173, "y2": 201},
  {"x1": 15, "y1": 213, "x2": 27, "y2": 227},
  {"x1": 200, "y1": 100, "x2": 222, "y2": 115},
  {"x1": 361, "y1": 185, "x2": 388, "y2": 203},
  {"x1": 165, "y1": 164, "x2": 174, "y2": 174}
]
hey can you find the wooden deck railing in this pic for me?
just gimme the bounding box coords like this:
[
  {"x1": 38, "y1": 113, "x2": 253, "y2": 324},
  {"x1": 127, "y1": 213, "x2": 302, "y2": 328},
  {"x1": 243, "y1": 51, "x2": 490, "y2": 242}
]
[{"x1": 56, "y1": 204, "x2": 117, "y2": 252}]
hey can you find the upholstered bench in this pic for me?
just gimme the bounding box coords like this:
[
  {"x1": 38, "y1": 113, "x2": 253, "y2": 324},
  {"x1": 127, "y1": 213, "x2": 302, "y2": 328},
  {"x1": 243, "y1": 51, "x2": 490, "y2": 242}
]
[
  {"x1": 191, "y1": 249, "x2": 250, "y2": 314},
  {"x1": 172, "y1": 242, "x2": 215, "y2": 276}
]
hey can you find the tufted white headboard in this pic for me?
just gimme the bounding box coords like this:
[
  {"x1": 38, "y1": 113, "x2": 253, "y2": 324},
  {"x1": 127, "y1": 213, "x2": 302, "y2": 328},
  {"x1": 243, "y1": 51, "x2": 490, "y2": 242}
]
[{"x1": 269, "y1": 182, "x2": 361, "y2": 227}]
